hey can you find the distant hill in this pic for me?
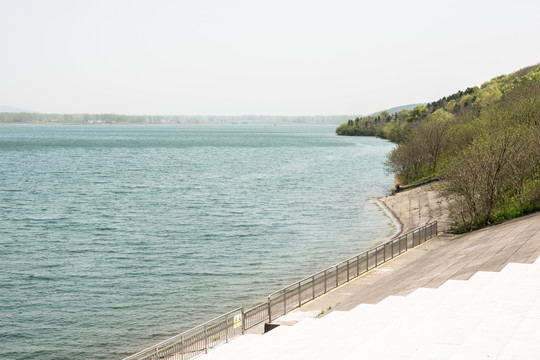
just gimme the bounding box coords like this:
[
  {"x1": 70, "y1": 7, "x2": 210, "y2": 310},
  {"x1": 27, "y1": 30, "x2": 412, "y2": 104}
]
[
  {"x1": 370, "y1": 104, "x2": 424, "y2": 116},
  {"x1": 337, "y1": 63, "x2": 540, "y2": 232},
  {"x1": 0, "y1": 105, "x2": 32, "y2": 113},
  {"x1": 336, "y1": 63, "x2": 540, "y2": 142}
]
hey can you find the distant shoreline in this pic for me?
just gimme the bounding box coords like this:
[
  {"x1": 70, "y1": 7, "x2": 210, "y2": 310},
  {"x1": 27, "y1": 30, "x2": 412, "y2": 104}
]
[
  {"x1": 0, "y1": 122, "x2": 339, "y2": 126},
  {"x1": 0, "y1": 113, "x2": 351, "y2": 126}
]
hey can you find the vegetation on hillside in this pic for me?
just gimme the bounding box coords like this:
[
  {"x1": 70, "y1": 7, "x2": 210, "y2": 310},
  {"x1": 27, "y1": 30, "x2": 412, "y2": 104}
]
[{"x1": 337, "y1": 64, "x2": 540, "y2": 231}]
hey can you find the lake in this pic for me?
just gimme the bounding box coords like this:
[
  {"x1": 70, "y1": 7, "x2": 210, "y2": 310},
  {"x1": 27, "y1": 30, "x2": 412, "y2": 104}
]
[{"x1": 0, "y1": 125, "x2": 395, "y2": 359}]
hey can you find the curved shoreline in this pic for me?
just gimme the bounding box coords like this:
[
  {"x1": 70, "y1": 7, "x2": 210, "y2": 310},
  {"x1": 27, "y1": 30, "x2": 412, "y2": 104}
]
[{"x1": 373, "y1": 198, "x2": 402, "y2": 239}]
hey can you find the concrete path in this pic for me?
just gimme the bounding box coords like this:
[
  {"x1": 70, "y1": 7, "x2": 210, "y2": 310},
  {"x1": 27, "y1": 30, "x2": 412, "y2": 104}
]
[{"x1": 290, "y1": 212, "x2": 540, "y2": 315}]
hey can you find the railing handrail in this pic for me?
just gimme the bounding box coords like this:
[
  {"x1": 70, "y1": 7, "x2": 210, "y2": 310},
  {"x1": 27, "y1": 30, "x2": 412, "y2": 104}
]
[
  {"x1": 268, "y1": 221, "x2": 433, "y2": 298},
  {"x1": 122, "y1": 220, "x2": 438, "y2": 360}
]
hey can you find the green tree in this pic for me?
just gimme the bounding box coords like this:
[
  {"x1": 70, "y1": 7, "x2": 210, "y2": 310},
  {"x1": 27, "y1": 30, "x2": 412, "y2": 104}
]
[
  {"x1": 419, "y1": 109, "x2": 454, "y2": 174},
  {"x1": 406, "y1": 105, "x2": 426, "y2": 123}
]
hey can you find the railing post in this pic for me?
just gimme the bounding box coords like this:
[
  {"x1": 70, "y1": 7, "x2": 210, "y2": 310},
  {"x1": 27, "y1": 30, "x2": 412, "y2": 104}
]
[
  {"x1": 347, "y1": 259, "x2": 350, "y2": 282},
  {"x1": 324, "y1": 270, "x2": 327, "y2": 293},
  {"x1": 204, "y1": 325, "x2": 208, "y2": 354},
  {"x1": 366, "y1": 251, "x2": 369, "y2": 272},
  {"x1": 356, "y1": 255, "x2": 360, "y2": 276},
  {"x1": 241, "y1": 306, "x2": 245, "y2": 335},
  {"x1": 335, "y1": 264, "x2": 338, "y2": 287},
  {"x1": 181, "y1": 335, "x2": 184, "y2": 360},
  {"x1": 268, "y1": 295, "x2": 272, "y2": 323},
  {"x1": 312, "y1": 275, "x2": 315, "y2": 300},
  {"x1": 283, "y1": 288, "x2": 287, "y2": 314},
  {"x1": 297, "y1": 281, "x2": 301, "y2": 307},
  {"x1": 405, "y1": 234, "x2": 408, "y2": 251},
  {"x1": 226, "y1": 316, "x2": 229, "y2": 343}
]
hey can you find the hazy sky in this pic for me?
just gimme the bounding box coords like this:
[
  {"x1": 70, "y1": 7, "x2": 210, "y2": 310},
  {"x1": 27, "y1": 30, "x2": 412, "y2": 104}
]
[{"x1": 1, "y1": 0, "x2": 539, "y2": 116}]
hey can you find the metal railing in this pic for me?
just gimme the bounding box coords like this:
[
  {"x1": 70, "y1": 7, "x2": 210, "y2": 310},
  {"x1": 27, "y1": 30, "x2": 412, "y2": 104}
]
[
  {"x1": 123, "y1": 221, "x2": 438, "y2": 360},
  {"x1": 266, "y1": 221, "x2": 437, "y2": 321}
]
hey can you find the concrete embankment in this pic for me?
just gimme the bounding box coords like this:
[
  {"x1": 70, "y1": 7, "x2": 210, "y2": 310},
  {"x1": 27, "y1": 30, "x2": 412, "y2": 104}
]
[{"x1": 380, "y1": 183, "x2": 452, "y2": 234}]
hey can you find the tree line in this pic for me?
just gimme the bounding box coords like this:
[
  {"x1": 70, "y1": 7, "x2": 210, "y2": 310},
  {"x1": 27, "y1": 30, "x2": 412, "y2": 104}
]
[
  {"x1": 0, "y1": 113, "x2": 351, "y2": 125},
  {"x1": 337, "y1": 64, "x2": 540, "y2": 232}
]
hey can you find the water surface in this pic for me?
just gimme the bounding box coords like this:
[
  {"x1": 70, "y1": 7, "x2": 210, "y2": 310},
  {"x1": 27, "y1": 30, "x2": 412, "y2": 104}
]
[{"x1": 0, "y1": 125, "x2": 395, "y2": 359}]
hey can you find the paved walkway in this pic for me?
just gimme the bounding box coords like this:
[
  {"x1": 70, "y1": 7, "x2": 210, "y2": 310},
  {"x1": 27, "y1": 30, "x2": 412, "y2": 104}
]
[{"x1": 275, "y1": 185, "x2": 540, "y2": 324}]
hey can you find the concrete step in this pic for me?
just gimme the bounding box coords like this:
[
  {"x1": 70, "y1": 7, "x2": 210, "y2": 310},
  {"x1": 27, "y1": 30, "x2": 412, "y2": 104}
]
[
  {"x1": 198, "y1": 334, "x2": 261, "y2": 360},
  {"x1": 498, "y1": 317, "x2": 540, "y2": 359},
  {"x1": 296, "y1": 286, "x2": 468, "y2": 358},
  {"x1": 354, "y1": 262, "x2": 540, "y2": 360},
  {"x1": 270, "y1": 280, "x2": 479, "y2": 358}
]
